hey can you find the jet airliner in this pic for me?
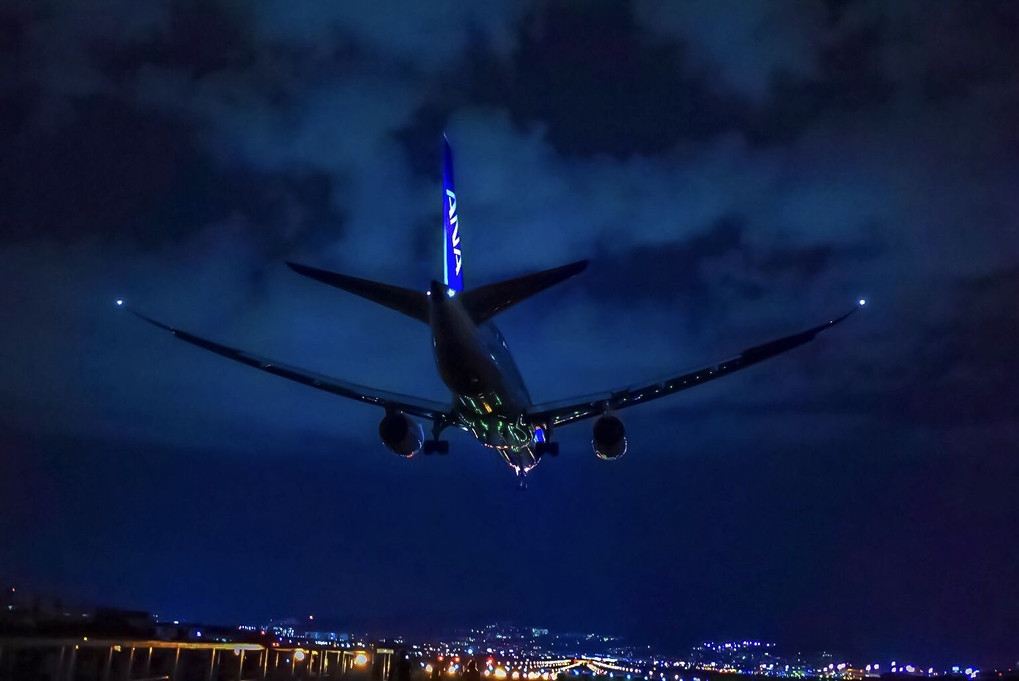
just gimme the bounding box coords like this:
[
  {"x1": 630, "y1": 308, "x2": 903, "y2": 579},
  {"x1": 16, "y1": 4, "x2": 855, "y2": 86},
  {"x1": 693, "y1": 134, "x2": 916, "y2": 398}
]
[{"x1": 122, "y1": 137, "x2": 862, "y2": 487}]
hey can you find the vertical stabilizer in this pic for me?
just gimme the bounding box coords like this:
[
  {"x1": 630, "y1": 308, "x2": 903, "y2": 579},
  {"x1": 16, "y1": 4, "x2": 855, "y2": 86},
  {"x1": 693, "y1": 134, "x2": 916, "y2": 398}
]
[{"x1": 442, "y1": 135, "x2": 464, "y2": 292}]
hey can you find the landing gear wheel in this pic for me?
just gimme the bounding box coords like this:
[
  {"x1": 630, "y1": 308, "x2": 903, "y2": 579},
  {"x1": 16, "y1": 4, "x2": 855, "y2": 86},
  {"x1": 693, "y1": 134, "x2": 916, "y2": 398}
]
[
  {"x1": 423, "y1": 418, "x2": 451, "y2": 455},
  {"x1": 535, "y1": 441, "x2": 559, "y2": 457},
  {"x1": 423, "y1": 440, "x2": 449, "y2": 455}
]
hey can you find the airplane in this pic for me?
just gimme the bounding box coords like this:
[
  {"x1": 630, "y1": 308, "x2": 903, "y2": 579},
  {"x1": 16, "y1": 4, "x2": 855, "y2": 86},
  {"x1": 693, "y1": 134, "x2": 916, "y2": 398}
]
[{"x1": 120, "y1": 136, "x2": 863, "y2": 488}]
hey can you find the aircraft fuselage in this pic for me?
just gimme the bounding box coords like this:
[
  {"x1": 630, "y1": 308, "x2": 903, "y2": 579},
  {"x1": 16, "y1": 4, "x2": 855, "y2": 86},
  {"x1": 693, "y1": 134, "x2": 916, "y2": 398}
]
[{"x1": 427, "y1": 280, "x2": 540, "y2": 475}]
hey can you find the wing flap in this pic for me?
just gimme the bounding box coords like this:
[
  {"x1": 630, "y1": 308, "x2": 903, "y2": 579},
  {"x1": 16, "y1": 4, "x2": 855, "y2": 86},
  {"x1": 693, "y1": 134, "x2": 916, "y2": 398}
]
[
  {"x1": 528, "y1": 305, "x2": 861, "y2": 427},
  {"x1": 124, "y1": 307, "x2": 452, "y2": 422}
]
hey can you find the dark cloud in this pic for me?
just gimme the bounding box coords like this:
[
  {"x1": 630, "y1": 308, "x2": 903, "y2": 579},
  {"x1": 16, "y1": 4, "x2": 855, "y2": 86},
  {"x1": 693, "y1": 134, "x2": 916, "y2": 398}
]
[
  {"x1": 0, "y1": 94, "x2": 340, "y2": 253},
  {"x1": 1, "y1": 0, "x2": 1018, "y2": 666}
]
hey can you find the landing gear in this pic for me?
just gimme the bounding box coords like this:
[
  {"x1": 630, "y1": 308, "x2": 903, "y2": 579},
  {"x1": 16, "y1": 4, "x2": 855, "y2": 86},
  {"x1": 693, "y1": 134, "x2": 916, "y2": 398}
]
[
  {"x1": 534, "y1": 441, "x2": 559, "y2": 457},
  {"x1": 423, "y1": 439, "x2": 449, "y2": 455},
  {"x1": 423, "y1": 418, "x2": 451, "y2": 455},
  {"x1": 516, "y1": 472, "x2": 528, "y2": 491}
]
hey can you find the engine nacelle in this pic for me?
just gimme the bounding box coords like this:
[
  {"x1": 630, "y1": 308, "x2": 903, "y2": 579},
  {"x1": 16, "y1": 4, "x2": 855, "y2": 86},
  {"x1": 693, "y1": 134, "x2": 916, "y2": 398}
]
[
  {"x1": 379, "y1": 412, "x2": 424, "y2": 457},
  {"x1": 592, "y1": 414, "x2": 627, "y2": 460}
]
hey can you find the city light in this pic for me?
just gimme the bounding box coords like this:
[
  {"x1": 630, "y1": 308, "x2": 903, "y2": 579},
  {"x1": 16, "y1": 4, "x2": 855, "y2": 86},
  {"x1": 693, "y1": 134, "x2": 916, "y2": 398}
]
[
  {"x1": 354, "y1": 653, "x2": 369, "y2": 666},
  {"x1": 294, "y1": 650, "x2": 306, "y2": 662}
]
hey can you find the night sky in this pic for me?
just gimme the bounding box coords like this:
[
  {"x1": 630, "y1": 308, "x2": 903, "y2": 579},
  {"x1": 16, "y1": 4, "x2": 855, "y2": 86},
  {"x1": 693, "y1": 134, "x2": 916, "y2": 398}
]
[{"x1": 2, "y1": 0, "x2": 1018, "y2": 668}]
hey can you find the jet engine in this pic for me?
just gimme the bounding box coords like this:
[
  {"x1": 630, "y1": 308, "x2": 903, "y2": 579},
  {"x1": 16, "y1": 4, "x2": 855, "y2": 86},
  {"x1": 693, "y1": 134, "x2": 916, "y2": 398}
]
[
  {"x1": 592, "y1": 414, "x2": 627, "y2": 460},
  {"x1": 378, "y1": 412, "x2": 424, "y2": 457}
]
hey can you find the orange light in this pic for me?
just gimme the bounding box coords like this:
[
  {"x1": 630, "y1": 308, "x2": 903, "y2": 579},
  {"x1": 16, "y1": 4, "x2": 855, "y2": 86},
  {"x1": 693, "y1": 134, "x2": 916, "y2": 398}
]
[
  {"x1": 294, "y1": 651, "x2": 306, "y2": 662},
  {"x1": 354, "y1": 653, "x2": 369, "y2": 666}
]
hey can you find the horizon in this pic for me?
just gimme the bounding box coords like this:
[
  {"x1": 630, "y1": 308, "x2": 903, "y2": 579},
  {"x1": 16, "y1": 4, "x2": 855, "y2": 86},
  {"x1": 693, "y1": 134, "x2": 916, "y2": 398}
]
[{"x1": 5, "y1": 583, "x2": 1014, "y2": 670}]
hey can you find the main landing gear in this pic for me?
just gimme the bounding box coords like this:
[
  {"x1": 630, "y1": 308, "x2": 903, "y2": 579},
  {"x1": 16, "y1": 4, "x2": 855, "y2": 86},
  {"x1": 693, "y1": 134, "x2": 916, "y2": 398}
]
[
  {"x1": 423, "y1": 439, "x2": 449, "y2": 454},
  {"x1": 534, "y1": 441, "x2": 559, "y2": 457},
  {"x1": 422, "y1": 419, "x2": 450, "y2": 455}
]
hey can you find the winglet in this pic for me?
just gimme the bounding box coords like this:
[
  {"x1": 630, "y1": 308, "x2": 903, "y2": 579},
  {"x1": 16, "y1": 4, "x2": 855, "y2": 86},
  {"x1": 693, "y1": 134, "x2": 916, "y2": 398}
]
[{"x1": 442, "y1": 135, "x2": 463, "y2": 293}]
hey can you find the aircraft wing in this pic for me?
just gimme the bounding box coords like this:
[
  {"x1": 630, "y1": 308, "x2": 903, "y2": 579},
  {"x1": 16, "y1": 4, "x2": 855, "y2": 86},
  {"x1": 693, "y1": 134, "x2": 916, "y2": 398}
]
[
  {"x1": 122, "y1": 306, "x2": 454, "y2": 423},
  {"x1": 527, "y1": 305, "x2": 862, "y2": 428}
]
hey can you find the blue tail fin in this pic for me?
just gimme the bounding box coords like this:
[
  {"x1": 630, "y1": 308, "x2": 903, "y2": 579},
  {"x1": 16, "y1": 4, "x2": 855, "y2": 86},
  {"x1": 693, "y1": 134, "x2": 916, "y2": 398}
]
[{"x1": 442, "y1": 135, "x2": 463, "y2": 292}]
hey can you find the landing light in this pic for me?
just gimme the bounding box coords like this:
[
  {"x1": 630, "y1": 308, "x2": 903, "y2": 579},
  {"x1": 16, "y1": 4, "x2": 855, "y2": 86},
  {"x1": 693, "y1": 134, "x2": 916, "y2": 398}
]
[
  {"x1": 447, "y1": 288, "x2": 457, "y2": 298},
  {"x1": 116, "y1": 299, "x2": 123, "y2": 307},
  {"x1": 858, "y1": 298, "x2": 867, "y2": 306}
]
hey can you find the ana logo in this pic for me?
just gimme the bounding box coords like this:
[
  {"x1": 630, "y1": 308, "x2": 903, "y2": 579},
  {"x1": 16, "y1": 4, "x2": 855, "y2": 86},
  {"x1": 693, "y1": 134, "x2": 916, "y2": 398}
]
[{"x1": 446, "y1": 188, "x2": 462, "y2": 276}]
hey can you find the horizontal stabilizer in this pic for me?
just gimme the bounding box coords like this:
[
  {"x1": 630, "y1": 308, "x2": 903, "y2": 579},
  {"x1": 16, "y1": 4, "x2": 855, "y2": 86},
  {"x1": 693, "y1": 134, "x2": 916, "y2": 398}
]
[
  {"x1": 287, "y1": 262, "x2": 430, "y2": 324},
  {"x1": 461, "y1": 260, "x2": 588, "y2": 324}
]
